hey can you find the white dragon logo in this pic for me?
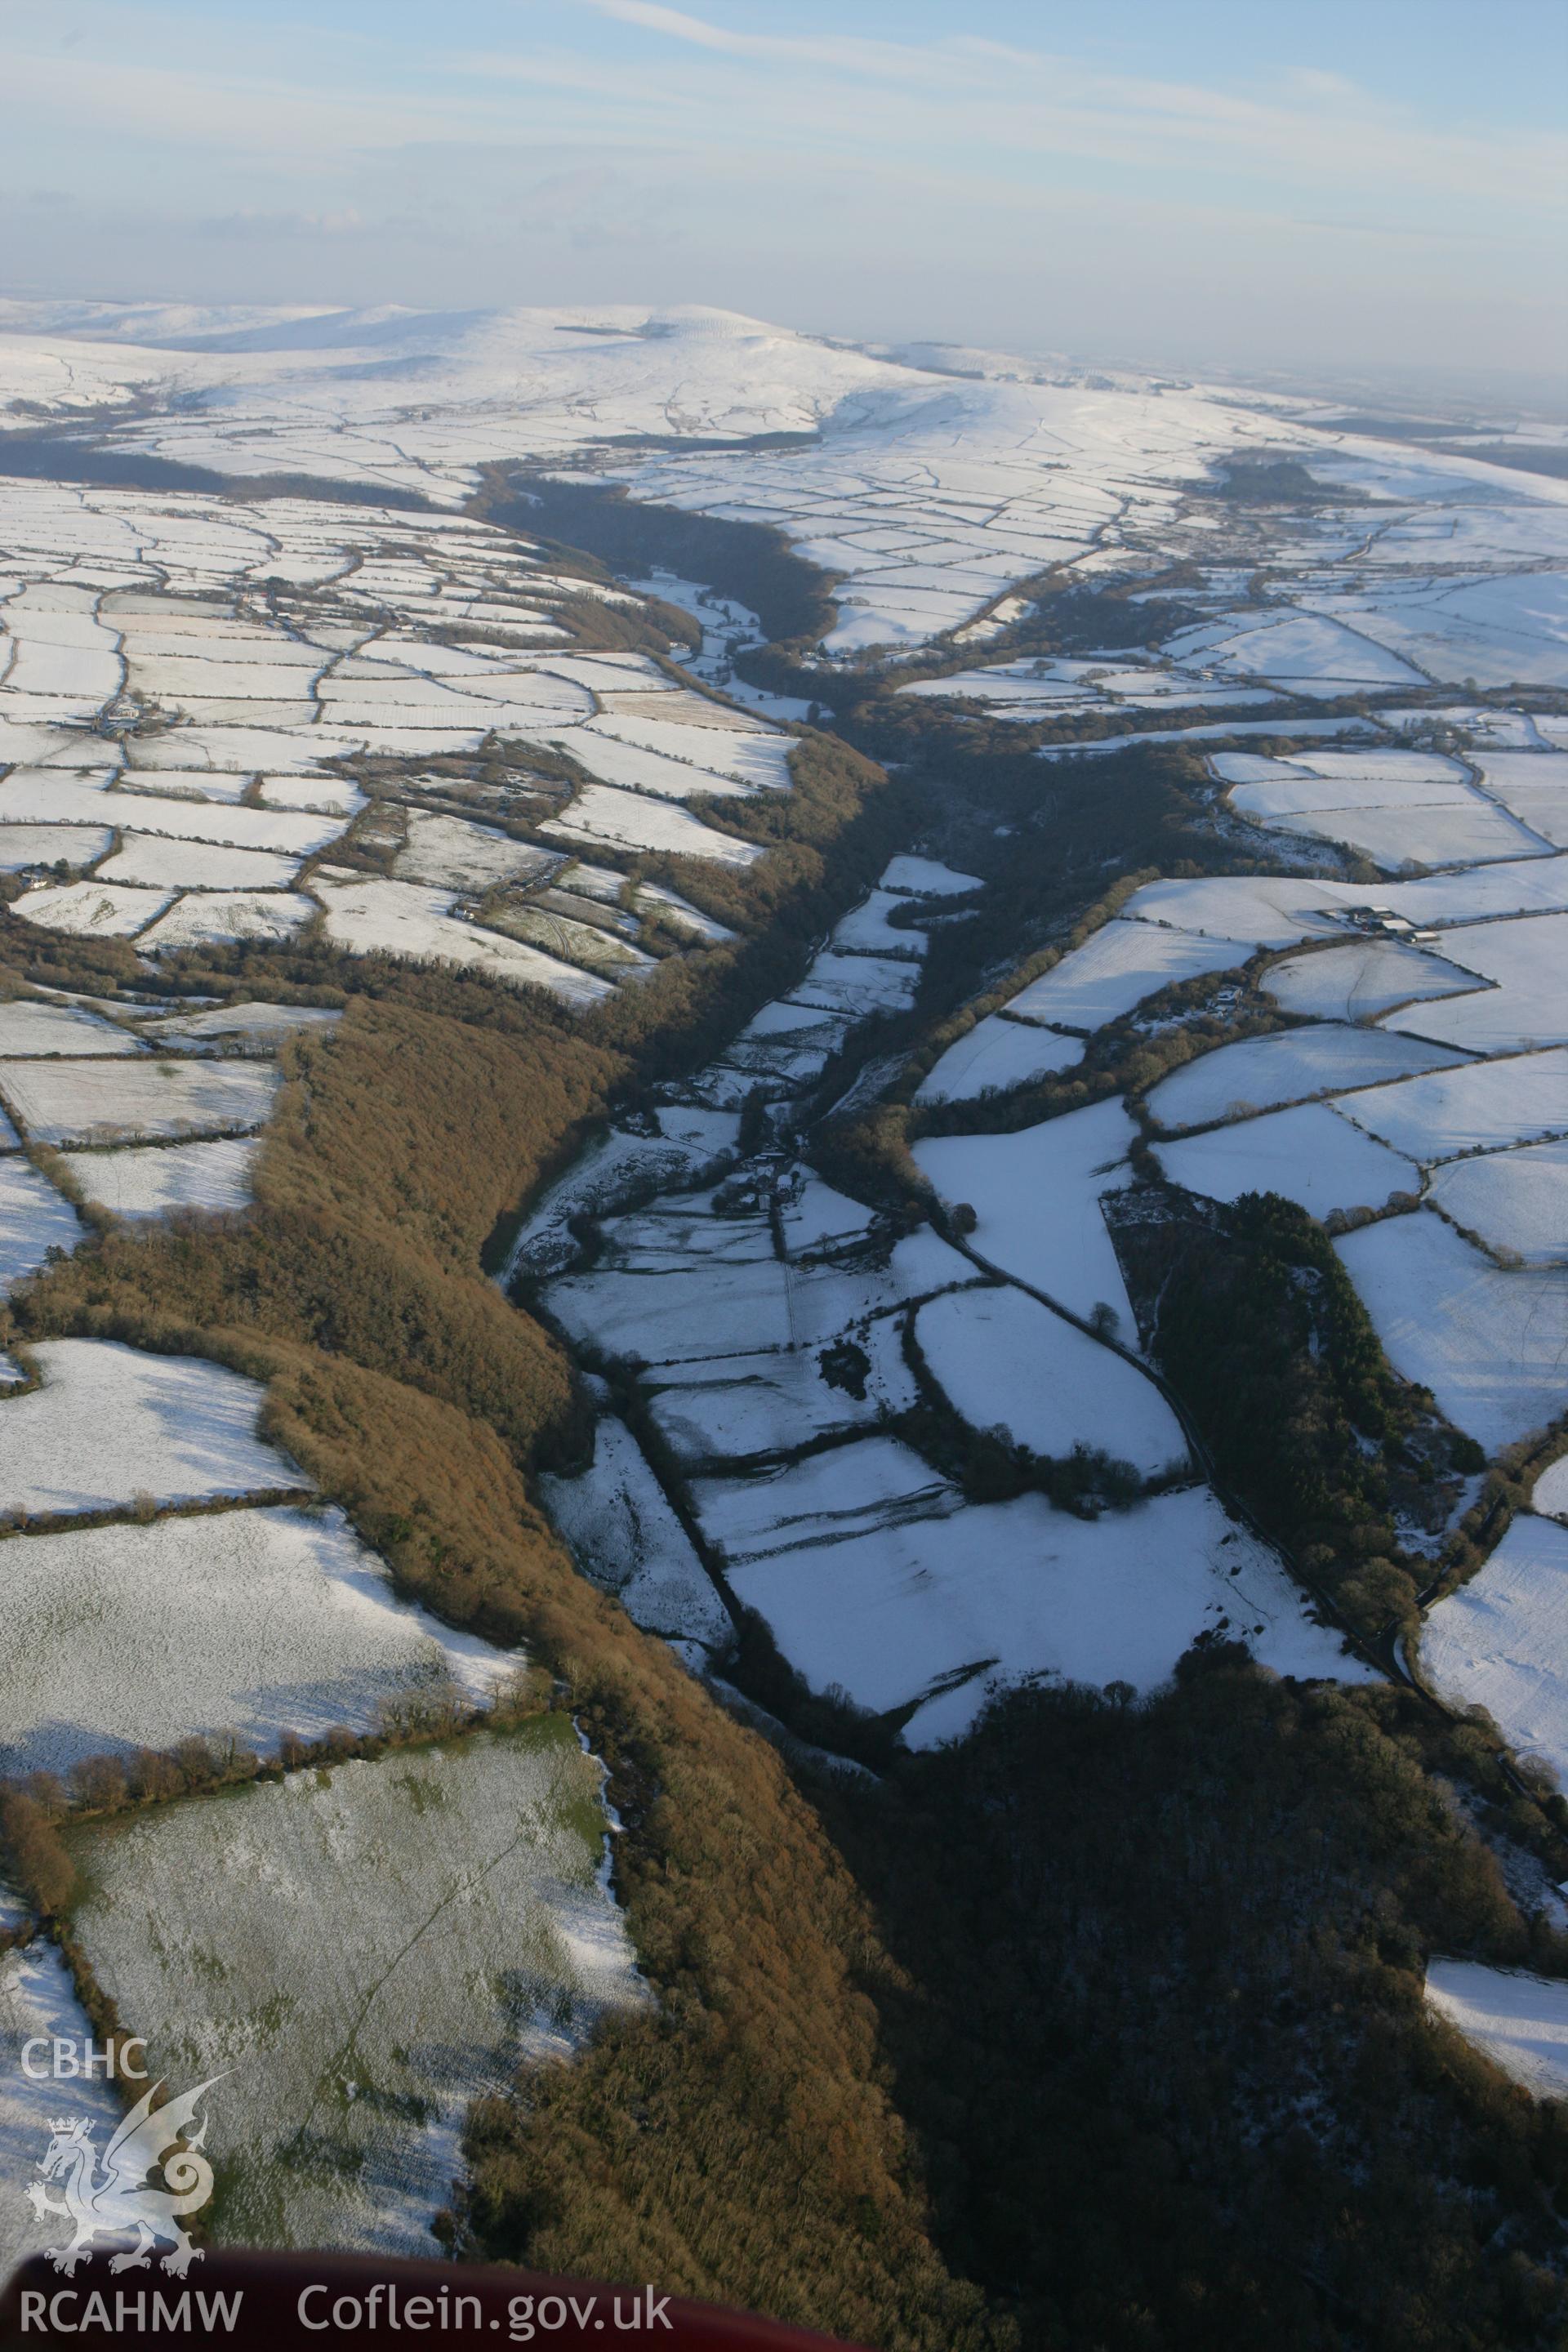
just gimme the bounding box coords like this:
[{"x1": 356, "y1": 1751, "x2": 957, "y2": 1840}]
[{"x1": 26, "y1": 2076, "x2": 223, "y2": 2276}]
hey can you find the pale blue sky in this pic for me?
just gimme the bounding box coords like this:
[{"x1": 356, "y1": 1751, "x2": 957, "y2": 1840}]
[{"x1": 7, "y1": 0, "x2": 1564, "y2": 380}]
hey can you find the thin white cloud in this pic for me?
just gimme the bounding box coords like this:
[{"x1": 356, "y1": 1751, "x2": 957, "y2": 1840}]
[
  {"x1": 569, "y1": 0, "x2": 1567, "y2": 214},
  {"x1": 0, "y1": 0, "x2": 1558, "y2": 377}
]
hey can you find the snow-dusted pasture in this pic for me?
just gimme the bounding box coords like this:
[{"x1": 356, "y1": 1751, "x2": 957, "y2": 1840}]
[
  {"x1": 0, "y1": 1157, "x2": 82, "y2": 1290},
  {"x1": 67, "y1": 1721, "x2": 644, "y2": 2252},
  {"x1": 0, "y1": 822, "x2": 114, "y2": 871},
  {"x1": 1120, "y1": 874, "x2": 1354, "y2": 948},
  {"x1": 831, "y1": 889, "x2": 930, "y2": 960},
  {"x1": 1425, "y1": 1962, "x2": 1568, "y2": 2100},
  {"x1": 882, "y1": 855, "x2": 982, "y2": 898},
  {"x1": 1165, "y1": 608, "x2": 1427, "y2": 697},
  {"x1": 543, "y1": 1253, "x2": 769, "y2": 1364},
  {"x1": 1428, "y1": 1143, "x2": 1568, "y2": 1266},
  {"x1": 59, "y1": 1134, "x2": 261, "y2": 1218},
  {"x1": 137, "y1": 890, "x2": 314, "y2": 949},
  {"x1": 451, "y1": 889, "x2": 648, "y2": 973},
  {"x1": 1421, "y1": 1517, "x2": 1568, "y2": 1788},
  {"x1": 737, "y1": 999, "x2": 853, "y2": 1051},
  {"x1": 391, "y1": 813, "x2": 557, "y2": 892},
  {"x1": 790, "y1": 950, "x2": 921, "y2": 1017},
  {"x1": 1381, "y1": 916, "x2": 1568, "y2": 1053},
  {"x1": 1004, "y1": 921, "x2": 1250, "y2": 1031},
  {"x1": 0, "y1": 1339, "x2": 293, "y2": 1518},
  {"x1": 128, "y1": 726, "x2": 356, "y2": 774},
  {"x1": 0, "y1": 996, "x2": 142, "y2": 1056},
  {"x1": 1302, "y1": 573, "x2": 1568, "y2": 691},
  {"x1": 1469, "y1": 755, "x2": 1568, "y2": 849},
  {"x1": 914, "y1": 1285, "x2": 1187, "y2": 1476},
  {"x1": 728, "y1": 1480, "x2": 1366, "y2": 1744},
  {"x1": 1336, "y1": 1216, "x2": 1568, "y2": 1453},
  {"x1": 1229, "y1": 781, "x2": 1549, "y2": 872},
  {"x1": 1144, "y1": 1026, "x2": 1466, "y2": 1130},
  {"x1": 541, "y1": 1415, "x2": 732, "y2": 1649},
  {"x1": 0, "y1": 1944, "x2": 125, "y2": 2275},
  {"x1": 1036, "y1": 716, "x2": 1379, "y2": 761},
  {"x1": 690, "y1": 1435, "x2": 958, "y2": 1565},
  {"x1": 0, "y1": 1056, "x2": 280, "y2": 1143},
  {"x1": 899, "y1": 662, "x2": 1092, "y2": 715},
  {"x1": 547, "y1": 1228, "x2": 978, "y2": 1371},
  {"x1": 506, "y1": 1117, "x2": 739, "y2": 1281},
  {"x1": 541, "y1": 782, "x2": 760, "y2": 866},
  {"x1": 568, "y1": 722, "x2": 781, "y2": 800},
  {"x1": 1333, "y1": 1048, "x2": 1568, "y2": 1161},
  {"x1": 1156, "y1": 1102, "x2": 1420, "y2": 1218},
  {"x1": 1125, "y1": 862, "x2": 1568, "y2": 954},
  {"x1": 313, "y1": 875, "x2": 612, "y2": 1004},
  {"x1": 645, "y1": 1336, "x2": 913, "y2": 1464},
  {"x1": 915, "y1": 1098, "x2": 1138, "y2": 1327},
  {"x1": 1213, "y1": 752, "x2": 1469, "y2": 799},
  {"x1": 0, "y1": 1503, "x2": 517, "y2": 1777},
  {"x1": 141, "y1": 1001, "x2": 340, "y2": 1049},
  {"x1": 1537, "y1": 1459, "x2": 1568, "y2": 1521},
  {"x1": 10, "y1": 880, "x2": 171, "y2": 938},
  {"x1": 915, "y1": 1013, "x2": 1084, "y2": 1103},
  {"x1": 777, "y1": 1175, "x2": 880, "y2": 1259},
  {"x1": 1264, "y1": 939, "x2": 1482, "y2": 1022},
  {"x1": 98, "y1": 835, "x2": 301, "y2": 891},
  {"x1": 256, "y1": 773, "x2": 364, "y2": 817},
  {"x1": 1378, "y1": 858, "x2": 1568, "y2": 929},
  {"x1": 0, "y1": 773, "x2": 339, "y2": 855}
]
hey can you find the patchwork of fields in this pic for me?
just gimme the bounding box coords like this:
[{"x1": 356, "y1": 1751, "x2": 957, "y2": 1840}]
[{"x1": 0, "y1": 299, "x2": 1565, "y2": 2257}]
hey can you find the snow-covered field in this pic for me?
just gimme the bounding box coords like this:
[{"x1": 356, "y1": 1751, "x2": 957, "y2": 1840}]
[
  {"x1": 1421, "y1": 1517, "x2": 1568, "y2": 1787},
  {"x1": 915, "y1": 1012, "x2": 1083, "y2": 1103},
  {"x1": 0, "y1": 1055, "x2": 280, "y2": 1144},
  {"x1": 65, "y1": 1721, "x2": 644, "y2": 2251},
  {"x1": 1004, "y1": 921, "x2": 1250, "y2": 1031},
  {"x1": 0, "y1": 1157, "x2": 82, "y2": 1290},
  {"x1": 1332, "y1": 1049, "x2": 1568, "y2": 1161},
  {"x1": 1380, "y1": 915, "x2": 1568, "y2": 1053},
  {"x1": 1424, "y1": 1962, "x2": 1568, "y2": 2099},
  {"x1": 0, "y1": 1503, "x2": 516, "y2": 1776},
  {"x1": 541, "y1": 1414, "x2": 732, "y2": 1649},
  {"x1": 913, "y1": 1285, "x2": 1187, "y2": 1476},
  {"x1": 1156, "y1": 1102, "x2": 1420, "y2": 1219},
  {"x1": 729, "y1": 1481, "x2": 1365, "y2": 1743},
  {"x1": 1428, "y1": 1142, "x2": 1568, "y2": 1266},
  {"x1": 1263, "y1": 938, "x2": 1481, "y2": 1022},
  {"x1": 60, "y1": 1134, "x2": 259, "y2": 1217},
  {"x1": 1218, "y1": 749, "x2": 1552, "y2": 871},
  {"x1": 313, "y1": 873, "x2": 616, "y2": 1004},
  {"x1": 1144, "y1": 1026, "x2": 1465, "y2": 1131},
  {"x1": 0, "y1": 1339, "x2": 295, "y2": 1518},
  {"x1": 0, "y1": 997, "x2": 144, "y2": 1055},
  {"x1": 0, "y1": 1944, "x2": 126, "y2": 2274},
  {"x1": 1470, "y1": 754, "x2": 1568, "y2": 848},
  {"x1": 915, "y1": 1098, "x2": 1139, "y2": 1327},
  {"x1": 1336, "y1": 1216, "x2": 1568, "y2": 1453}
]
